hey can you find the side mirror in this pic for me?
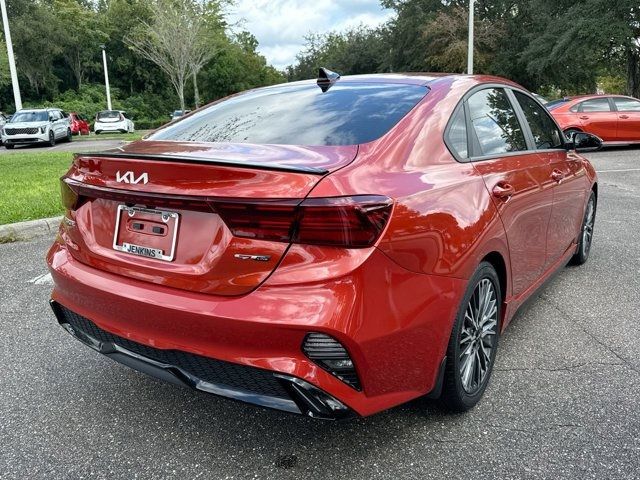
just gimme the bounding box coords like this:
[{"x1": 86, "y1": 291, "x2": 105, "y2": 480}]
[{"x1": 568, "y1": 132, "x2": 602, "y2": 153}]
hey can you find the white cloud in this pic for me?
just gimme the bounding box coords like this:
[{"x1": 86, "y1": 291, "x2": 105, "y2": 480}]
[{"x1": 227, "y1": 0, "x2": 394, "y2": 70}]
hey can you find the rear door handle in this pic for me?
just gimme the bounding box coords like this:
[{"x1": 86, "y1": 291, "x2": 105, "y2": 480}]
[
  {"x1": 619, "y1": 114, "x2": 630, "y2": 119},
  {"x1": 492, "y1": 182, "x2": 515, "y2": 199},
  {"x1": 579, "y1": 115, "x2": 590, "y2": 120},
  {"x1": 551, "y1": 169, "x2": 565, "y2": 182}
]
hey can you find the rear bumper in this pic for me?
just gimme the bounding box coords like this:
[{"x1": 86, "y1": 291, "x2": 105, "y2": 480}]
[
  {"x1": 47, "y1": 240, "x2": 465, "y2": 417},
  {"x1": 50, "y1": 301, "x2": 354, "y2": 419},
  {"x1": 95, "y1": 122, "x2": 127, "y2": 132}
]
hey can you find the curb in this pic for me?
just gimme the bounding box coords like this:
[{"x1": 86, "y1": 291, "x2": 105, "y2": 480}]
[{"x1": 0, "y1": 216, "x2": 63, "y2": 243}]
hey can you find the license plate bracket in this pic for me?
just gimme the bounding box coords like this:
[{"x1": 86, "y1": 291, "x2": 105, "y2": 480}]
[{"x1": 112, "y1": 205, "x2": 179, "y2": 262}]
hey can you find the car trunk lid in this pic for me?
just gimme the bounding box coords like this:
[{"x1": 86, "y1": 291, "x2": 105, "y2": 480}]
[{"x1": 60, "y1": 141, "x2": 358, "y2": 296}]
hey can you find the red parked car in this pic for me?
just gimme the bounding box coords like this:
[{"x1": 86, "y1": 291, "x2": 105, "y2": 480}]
[
  {"x1": 69, "y1": 112, "x2": 90, "y2": 136},
  {"x1": 547, "y1": 94, "x2": 640, "y2": 145},
  {"x1": 47, "y1": 71, "x2": 599, "y2": 418}
]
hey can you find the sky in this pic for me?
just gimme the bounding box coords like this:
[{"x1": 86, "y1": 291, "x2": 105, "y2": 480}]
[{"x1": 227, "y1": 0, "x2": 394, "y2": 71}]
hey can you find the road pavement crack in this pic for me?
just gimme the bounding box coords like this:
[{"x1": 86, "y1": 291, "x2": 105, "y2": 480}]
[
  {"x1": 495, "y1": 362, "x2": 625, "y2": 373},
  {"x1": 539, "y1": 294, "x2": 640, "y2": 375}
]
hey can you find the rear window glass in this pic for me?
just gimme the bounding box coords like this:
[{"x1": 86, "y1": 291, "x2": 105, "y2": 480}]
[
  {"x1": 545, "y1": 99, "x2": 570, "y2": 111},
  {"x1": 97, "y1": 111, "x2": 121, "y2": 120},
  {"x1": 148, "y1": 83, "x2": 428, "y2": 146}
]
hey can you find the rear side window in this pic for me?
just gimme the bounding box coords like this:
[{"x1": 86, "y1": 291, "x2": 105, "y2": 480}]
[
  {"x1": 467, "y1": 88, "x2": 527, "y2": 156},
  {"x1": 579, "y1": 98, "x2": 611, "y2": 112},
  {"x1": 613, "y1": 97, "x2": 640, "y2": 111},
  {"x1": 446, "y1": 106, "x2": 468, "y2": 159},
  {"x1": 148, "y1": 83, "x2": 428, "y2": 146},
  {"x1": 514, "y1": 92, "x2": 563, "y2": 149}
]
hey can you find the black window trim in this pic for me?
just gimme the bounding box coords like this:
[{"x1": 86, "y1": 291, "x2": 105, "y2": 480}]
[{"x1": 444, "y1": 83, "x2": 567, "y2": 164}]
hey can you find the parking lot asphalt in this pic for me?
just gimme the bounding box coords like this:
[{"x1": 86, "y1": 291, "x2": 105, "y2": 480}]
[
  {"x1": 1, "y1": 148, "x2": 639, "y2": 479},
  {"x1": 0, "y1": 138, "x2": 129, "y2": 154}
]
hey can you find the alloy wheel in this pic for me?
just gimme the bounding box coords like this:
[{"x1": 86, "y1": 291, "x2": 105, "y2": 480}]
[
  {"x1": 459, "y1": 278, "x2": 498, "y2": 394},
  {"x1": 582, "y1": 197, "x2": 595, "y2": 257}
]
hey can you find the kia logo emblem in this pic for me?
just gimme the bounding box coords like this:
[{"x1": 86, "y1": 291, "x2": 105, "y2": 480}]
[{"x1": 116, "y1": 171, "x2": 149, "y2": 184}]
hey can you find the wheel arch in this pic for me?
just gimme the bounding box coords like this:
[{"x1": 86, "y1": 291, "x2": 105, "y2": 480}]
[{"x1": 481, "y1": 251, "x2": 507, "y2": 303}]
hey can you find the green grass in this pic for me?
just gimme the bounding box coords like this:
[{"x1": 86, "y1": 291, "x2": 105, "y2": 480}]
[
  {"x1": 73, "y1": 131, "x2": 148, "y2": 142},
  {"x1": 0, "y1": 152, "x2": 73, "y2": 225}
]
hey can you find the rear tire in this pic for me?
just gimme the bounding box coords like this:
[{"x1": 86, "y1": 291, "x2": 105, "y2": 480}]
[
  {"x1": 440, "y1": 262, "x2": 501, "y2": 412},
  {"x1": 569, "y1": 191, "x2": 596, "y2": 265},
  {"x1": 66, "y1": 129, "x2": 72, "y2": 142}
]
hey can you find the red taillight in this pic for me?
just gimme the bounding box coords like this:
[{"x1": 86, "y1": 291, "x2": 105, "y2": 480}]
[
  {"x1": 294, "y1": 196, "x2": 393, "y2": 247},
  {"x1": 61, "y1": 178, "x2": 393, "y2": 248},
  {"x1": 60, "y1": 179, "x2": 79, "y2": 210},
  {"x1": 213, "y1": 200, "x2": 299, "y2": 242},
  {"x1": 213, "y1": 195, "x2": 393, "y2": 248}
]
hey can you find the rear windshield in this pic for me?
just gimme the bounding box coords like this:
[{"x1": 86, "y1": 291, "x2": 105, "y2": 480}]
[
  {"x1": 97, "y1": 111, "x2": 121, "y2": 120},
  {"x1": 10, "y1": 111, "x2": 48, "y2": 123},
  {"x1": 545, "y1": 99, "x2": 570, "y2": 111},
  {"x1": 149, "y1": 83, "x2": 428, "y2": 146}
]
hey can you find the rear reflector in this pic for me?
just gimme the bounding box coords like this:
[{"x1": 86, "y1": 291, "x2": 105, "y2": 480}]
[
  {"x1": 62, "y1": 178, "x2": 392, "y2": 248},
  {"x1": 302, "y1": 333, "x2": 361, "y2": 390}
]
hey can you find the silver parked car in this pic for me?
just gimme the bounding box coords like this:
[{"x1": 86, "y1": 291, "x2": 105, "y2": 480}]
[{"x1": 1, "y1": 108, "x2": 71, "y2": 149}]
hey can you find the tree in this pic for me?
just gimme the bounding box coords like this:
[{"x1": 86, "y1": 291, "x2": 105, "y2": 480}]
[
  {"x1": 54, "y1": 0, "x2": 106, "y2": 89},
  {"x1": 126, "y1": 0, "x2": 224, "y2": 111},
  {"x1": 187, "y1": 1, "x2": 226, "y2": 108}
]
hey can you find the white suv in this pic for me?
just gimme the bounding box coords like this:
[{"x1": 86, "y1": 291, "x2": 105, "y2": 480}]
[
  {"x1": 94, "y1": 110, "x2": 135, "y2": 134},
  {"x1": 2, "y1": 108, "x2": 71, "y2": 149}
]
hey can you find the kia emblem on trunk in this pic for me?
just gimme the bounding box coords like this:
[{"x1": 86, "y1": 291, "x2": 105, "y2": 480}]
[{"x1": 116, "y1": 171, "x2": 149, "y2": 184}]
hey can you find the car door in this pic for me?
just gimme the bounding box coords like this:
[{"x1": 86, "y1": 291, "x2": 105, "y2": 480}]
[
  {"x1": 50, "y1": 110, "x2": 62, "y2": 138},
  {"x1": 465, "y1": 87, "x2": 556, "y2": 297},
  {"x1": 512, "y1": 90, "x2": 588, "y2": 265},
  {"x1": 612, "y1": 97, "x2": 640, "y2": 141},
  {"x1": 575, "y1": 97, "x2": 617, "y2": 141}
]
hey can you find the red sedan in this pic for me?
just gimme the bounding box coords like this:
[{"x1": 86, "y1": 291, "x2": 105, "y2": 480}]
[
  {"x1": 68, "y1": 112, "x2": 90, "y2": 136},
  {"x1": 548, "y1": 94, "x2": 640, "y2": 144},
  {"x1": 47, "y1": 71, "x2": 599, "y2": 418}
]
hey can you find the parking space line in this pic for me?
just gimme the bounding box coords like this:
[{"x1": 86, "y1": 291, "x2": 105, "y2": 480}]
[{"x1": 595, "y1": 168, "x2": 640, "y2": 173}]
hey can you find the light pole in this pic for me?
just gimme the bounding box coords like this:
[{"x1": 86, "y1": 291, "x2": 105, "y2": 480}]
[
  {"x1": 100, "y1": 44, "x2": 112, "y2": 110},
  {"x1": 467, "y1": 0, "x2": 475, "y2": 75},
  {"x1": 0, "y1": 0, "x2": 22, "y2": 111}
]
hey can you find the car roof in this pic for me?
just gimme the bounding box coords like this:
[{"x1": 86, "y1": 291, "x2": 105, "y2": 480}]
[
  {"x1": 280, "y1": 72, "x2": 521, "y2": 89},
  {"x1": 564, "y1": 94, "x2": 637, "y2": 103},
  {"x1": 16, "y1": 108, "x2": 60, "y2": 112}
]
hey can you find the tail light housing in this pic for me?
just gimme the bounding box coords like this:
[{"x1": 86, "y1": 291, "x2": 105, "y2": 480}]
[
  {"x1": 214, "y1": 195, "x2": 393, "y2": 248},
  {"x1": 61, "y1": 178, "x2": 393, "y2": 249}
]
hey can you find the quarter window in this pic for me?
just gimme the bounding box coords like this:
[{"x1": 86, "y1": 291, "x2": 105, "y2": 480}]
[
  {"x1": 579, "y1": 98, "x2": 611, "y2": 112},
  {"x1": 613, "y1": 97, "x2": 640, "y2": 111},
  {"x1": 446, "y1": 106, "x2": 468, "y2": 159},
  {"x1": 514, "y1": 92, "x2": 563, "y2": 149},
  {"x1": 467, "y1": 88, "x2": 527, "y2": 156}
]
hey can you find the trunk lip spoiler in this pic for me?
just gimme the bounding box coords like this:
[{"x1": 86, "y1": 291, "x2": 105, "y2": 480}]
[{"x1": 73, "y1": 151, "x2": 330, "y2": 175}]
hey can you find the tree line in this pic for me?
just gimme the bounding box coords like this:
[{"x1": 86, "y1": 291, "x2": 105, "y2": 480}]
[
  {"x1": 0, "y1": 0, "x2": 638, "y2": 127},
  {"x1": 0, "y1": 0, "x2": 283, "y2": 127},
  {"x1": 287, "y1": 0, "x2": 640, "y2": 99}
]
